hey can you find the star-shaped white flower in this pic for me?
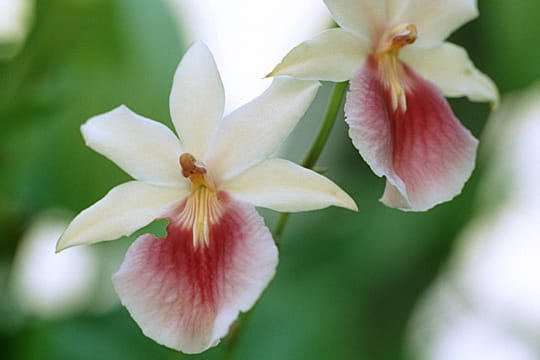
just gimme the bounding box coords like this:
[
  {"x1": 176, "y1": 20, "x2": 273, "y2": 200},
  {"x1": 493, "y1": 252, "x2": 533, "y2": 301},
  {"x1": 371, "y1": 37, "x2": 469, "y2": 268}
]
[
  {"x1": 269, "y1": 0, "x2": 499, "y2": 211},
  {"x1": 56, "y1": 42, "x2": 356, "y2": 354}
]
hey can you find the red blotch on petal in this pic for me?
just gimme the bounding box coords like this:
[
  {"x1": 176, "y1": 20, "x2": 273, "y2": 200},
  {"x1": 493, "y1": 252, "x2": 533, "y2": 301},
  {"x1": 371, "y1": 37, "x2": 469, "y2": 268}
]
[
  {"x1": 112, "y1": 192, "x2": 277, "y2": 353},
  {"x1": 345, "y1": 56, "x2": 478, "y2": 211}
]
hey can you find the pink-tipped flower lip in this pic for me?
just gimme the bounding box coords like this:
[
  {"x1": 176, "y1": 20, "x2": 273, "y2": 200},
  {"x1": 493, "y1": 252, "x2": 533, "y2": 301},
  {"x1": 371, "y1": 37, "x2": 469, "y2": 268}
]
[
  {"x1": 345, "y1": 56, "x2": 478, "y2": 211},
  {"x1": 113, "y1": 194, "x2": 278, "y2": 353}
]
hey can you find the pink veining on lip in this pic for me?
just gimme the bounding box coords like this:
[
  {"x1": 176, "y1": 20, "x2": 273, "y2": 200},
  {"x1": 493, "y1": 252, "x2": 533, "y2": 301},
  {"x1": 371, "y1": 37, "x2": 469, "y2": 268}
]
[
  {"x1": 114, "y1": 192, "x2": 277, "y2": 352},
  {"x1": 346, "y1": 53, "x2": 478, "y2": 210}
]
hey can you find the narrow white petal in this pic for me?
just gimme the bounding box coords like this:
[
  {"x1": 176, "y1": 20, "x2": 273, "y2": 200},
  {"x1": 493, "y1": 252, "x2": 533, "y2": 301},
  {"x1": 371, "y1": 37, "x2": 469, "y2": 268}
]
[
  {"x1": 268, "y1": 28, "x2": 369, "y2": 81},
  {"x1": 57, "y1": 181, "x2": 189, "y2": 251},
  {"x1": 393, "y1": 0, "x2": 478, "y2": 46},
  {"x1": 205, "y1": 79, "x2": 320, "y2": 181},
  {"x1": 221, "y1": 158, "x2": 357, "y2": 212},
  {"x1": 170, "y1": 42, "x2": 225, "y2": 159},
  {"x1": 324, "y1": 0, "x2": 385, "y2": 40},
  {"x1": 402, "y1": 43, "x2": 499, "y2": 105},
  {"x1": 82, "y1": 106, "x2": 184, "y2": 186}
]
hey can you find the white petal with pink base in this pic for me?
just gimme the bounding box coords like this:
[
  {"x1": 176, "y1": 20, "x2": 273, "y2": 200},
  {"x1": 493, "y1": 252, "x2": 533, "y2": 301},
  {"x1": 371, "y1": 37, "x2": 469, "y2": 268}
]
[
  {"x1": 57, "y1": 42, "x2": 357, "y2": 353},
  {"x1": 270, "y1": 0, "x2": 497, "y2": 211}
]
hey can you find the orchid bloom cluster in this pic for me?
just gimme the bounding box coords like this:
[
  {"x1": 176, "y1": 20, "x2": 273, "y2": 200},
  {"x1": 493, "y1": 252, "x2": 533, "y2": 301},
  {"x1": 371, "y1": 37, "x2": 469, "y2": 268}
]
[{"x1": 57, "y1": 0, "x2": 497, "y2": 355}]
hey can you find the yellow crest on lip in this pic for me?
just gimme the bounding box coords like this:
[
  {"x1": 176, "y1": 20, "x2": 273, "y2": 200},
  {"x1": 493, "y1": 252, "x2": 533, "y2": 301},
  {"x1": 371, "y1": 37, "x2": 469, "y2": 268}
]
[
  {"x1": 375, "y1": 23, "x2": 418, "y2": 112},
  {"x1": 178, "y1": 153, "x2": 220, "y2": 248}
]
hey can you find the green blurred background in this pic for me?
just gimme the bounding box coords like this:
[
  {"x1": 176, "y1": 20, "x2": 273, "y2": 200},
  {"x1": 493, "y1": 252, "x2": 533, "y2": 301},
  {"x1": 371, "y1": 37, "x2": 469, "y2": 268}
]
[{"x1": 0, "y1": 0, "x2": 538, "y2": 359}]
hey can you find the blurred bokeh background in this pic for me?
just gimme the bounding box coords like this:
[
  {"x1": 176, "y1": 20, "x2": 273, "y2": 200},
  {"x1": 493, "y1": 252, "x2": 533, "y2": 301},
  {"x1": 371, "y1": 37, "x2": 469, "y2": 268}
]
[{"x1": 1, "y1": 0, "x2": 539, "y2": 359}]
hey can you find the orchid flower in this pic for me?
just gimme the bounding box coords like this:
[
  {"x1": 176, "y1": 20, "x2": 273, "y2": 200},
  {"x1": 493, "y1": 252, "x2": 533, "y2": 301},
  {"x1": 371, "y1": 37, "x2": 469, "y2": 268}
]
[
  {"x1": 268, "y1": 0, "x2": 499, "y2": 211},
  {"x1": 56, "y1": 42, "x2": 356, "y2": 354}
]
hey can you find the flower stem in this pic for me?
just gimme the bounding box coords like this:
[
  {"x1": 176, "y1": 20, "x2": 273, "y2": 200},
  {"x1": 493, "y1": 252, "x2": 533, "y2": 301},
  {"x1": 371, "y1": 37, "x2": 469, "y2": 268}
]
[
  {"x1": 272, "y1": 212, "x2": 290, "y2": 248},
  {"x1": 301, "y1": 81, "x2": 348, "y2": 170},
  {"x1": 222, "y1": 81, "x2": 348, "y2": 360},
  {"x1": 271, "y1": 81, "x2": 348, "y2": 246}
]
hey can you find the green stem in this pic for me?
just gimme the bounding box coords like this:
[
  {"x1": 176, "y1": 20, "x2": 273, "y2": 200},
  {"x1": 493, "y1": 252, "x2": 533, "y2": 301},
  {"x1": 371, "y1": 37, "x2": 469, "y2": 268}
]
[
  {"x1": 271, "y1": 81, "x2": 348, "y2": 245},
  {"x1": 301, "y1": 81, "x2": 348, "y2": 169},
  {"x1": 272, "y1": 212, "x2": 290, "y2": 248},
  {"x1": 222, "y1": 81, "x2": 348, "y2": 360}
]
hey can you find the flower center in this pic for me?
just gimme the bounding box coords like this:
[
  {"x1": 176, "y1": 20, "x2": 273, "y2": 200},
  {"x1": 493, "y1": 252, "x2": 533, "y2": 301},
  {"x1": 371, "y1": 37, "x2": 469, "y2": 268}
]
[
  {"x1": 375, "y1": 23, "x2": 417, "y2": 112},
  {"x1": 180, "y1": 153, "x2": 211, "y2": 190},
  {"x1": 179, "y1": 153, "x2": 220, "y2": 248},
  {"x1": 378, "y1": 23, "x2": 417, "y2": 55}
]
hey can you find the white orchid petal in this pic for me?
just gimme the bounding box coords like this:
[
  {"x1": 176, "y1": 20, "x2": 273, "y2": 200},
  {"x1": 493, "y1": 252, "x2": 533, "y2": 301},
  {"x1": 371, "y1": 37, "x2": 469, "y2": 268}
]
[
  {"x1": 57, "y1": 181, "x2": 189, "y2": 251},
  {"x1": 402, "y1": 43, "x2": 499, "y2": 105},
  {"x1": 395, "y1": 0, "x2": 478, "y2": 46},
  {"x1": 268, "y1": 28, "x2": 369, "y2": 81},
  {"x1": 81, "y1": 106, "x2": 184, "y2": 186},
  {"x1": 323, "y1": 0, "x2": 385, "y2": 40},
  {"x1": 170, "y1": 42, "x2": 225, "y2": 159},
  {"x1": 222, "y1": 158, "x2": 357, "y2": 212},
  {"x1": 113, "y1": 197, "x2": 277, "y2": 353},
  {"x1": 205, "y1": 79, "x2": 320, "y2": 180}
]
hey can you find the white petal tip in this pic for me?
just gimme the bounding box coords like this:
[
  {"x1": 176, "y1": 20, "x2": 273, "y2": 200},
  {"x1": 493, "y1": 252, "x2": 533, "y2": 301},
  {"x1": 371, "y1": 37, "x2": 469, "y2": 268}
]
[
  {"x1": 347, "y1": 201, "x2": 359, "y2": 212},
  {"x1": 337, "y1": 192, "x2": 359, "y2": 212},
  {"x1": 186, "y1": 41, "x2": 211, "y2": 54},
  {"x1": 476, "y1": 76, "x2": 500, "y2": 108},
  {"x1": 54, "y1": 242, "x2": 64, "y2": 254},
  {"x1": 264, "y1": 68, "x2": 279, "y2": 79},
  {"x1": 490, "y1": 91, "x2": 501, "y2": 110},
  {"x1": 80, "y1": 105, "x2": 131, "y2": 144},
  {"x1": 55, "y1": 231, "x2": 78, "y2": 253},
  {"x1": 266, "y1": 57, "x2": 295, "y2": 79}
]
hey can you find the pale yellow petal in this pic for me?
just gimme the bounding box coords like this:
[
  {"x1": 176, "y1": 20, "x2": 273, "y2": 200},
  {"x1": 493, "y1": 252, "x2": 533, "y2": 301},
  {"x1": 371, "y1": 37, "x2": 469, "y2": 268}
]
[
  {"x1": 57, "y1": 181, "x2": 188, "y2": 251},
  {"x1": 402, "y1": 43, "x2": 499, "y2": 105},
  {"x1": 82, "y1": 106, "x2": 184, "y2": 186},
  {"x1": 392, "y1": 0, "x2": 478, "y2": 46},
  {"x1": 205, "y1": 79, "x2": 320, "y2": 181},
  {"x1": 169, "y1": 42, "x2": 225, "y2": 159},
  {"x1": 324, "y1": 0, "x2": 385, "y2": 40},
  {"x1": 221, "y1": 158, "x2": 357, "y2": 212},
  {"x1": 268, "y1": 28, "x2": 369, "y2": 81}
]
